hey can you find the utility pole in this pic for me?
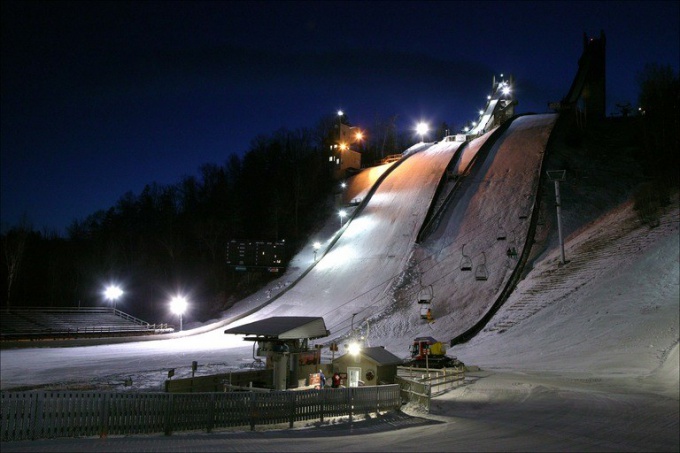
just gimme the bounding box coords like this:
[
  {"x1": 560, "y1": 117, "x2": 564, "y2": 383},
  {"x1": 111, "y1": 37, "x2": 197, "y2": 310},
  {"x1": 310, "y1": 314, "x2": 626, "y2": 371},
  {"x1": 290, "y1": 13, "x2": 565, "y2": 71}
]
[{"x1": 547, "y1": 170, "x2": 567, "y2": 264}]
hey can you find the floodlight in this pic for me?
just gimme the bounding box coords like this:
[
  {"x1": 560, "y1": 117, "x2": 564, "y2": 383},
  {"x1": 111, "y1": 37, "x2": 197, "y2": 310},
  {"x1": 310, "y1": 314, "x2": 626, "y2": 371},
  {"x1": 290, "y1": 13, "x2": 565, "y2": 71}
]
[
  {"x1": 104, "y1": 284, "x2": 123, "y2": 310},
  {"x1": 348, "y1": 342, "x2": 361, "y2": 356},
  {"x1": 169, "y1": 295, "x2": 188, "y2": 331}
]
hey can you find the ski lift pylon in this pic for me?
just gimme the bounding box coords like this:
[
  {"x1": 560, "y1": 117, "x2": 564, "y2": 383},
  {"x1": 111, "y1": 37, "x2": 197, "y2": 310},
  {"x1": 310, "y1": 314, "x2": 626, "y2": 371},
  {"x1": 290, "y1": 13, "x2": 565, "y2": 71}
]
[
  {"x1": 475, "y1": 252, "x2": 489, "y2": 281},
  {"x1": 460, "y1": 244, "x2": 472, "y2": 271}
]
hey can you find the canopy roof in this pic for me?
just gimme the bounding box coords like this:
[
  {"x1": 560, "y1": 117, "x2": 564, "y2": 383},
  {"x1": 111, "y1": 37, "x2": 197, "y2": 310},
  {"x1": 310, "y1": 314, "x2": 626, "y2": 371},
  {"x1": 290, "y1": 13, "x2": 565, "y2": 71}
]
[{"x1": 224, "y1": 316, "x2": 329, "y2": 341}]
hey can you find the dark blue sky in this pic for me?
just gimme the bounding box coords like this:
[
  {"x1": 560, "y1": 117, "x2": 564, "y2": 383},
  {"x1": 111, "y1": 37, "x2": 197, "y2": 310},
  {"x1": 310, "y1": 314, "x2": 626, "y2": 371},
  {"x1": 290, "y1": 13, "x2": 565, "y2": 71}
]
[{"x1": 2, "y1": 0, "x2": 678, "y2": 234}]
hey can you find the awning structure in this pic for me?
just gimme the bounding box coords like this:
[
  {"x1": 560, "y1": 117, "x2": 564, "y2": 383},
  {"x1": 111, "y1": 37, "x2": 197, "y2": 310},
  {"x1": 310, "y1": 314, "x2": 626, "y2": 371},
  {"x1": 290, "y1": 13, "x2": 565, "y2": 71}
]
[{"x1": 224, "y1": 316, "x2": 329, "y2": 341}]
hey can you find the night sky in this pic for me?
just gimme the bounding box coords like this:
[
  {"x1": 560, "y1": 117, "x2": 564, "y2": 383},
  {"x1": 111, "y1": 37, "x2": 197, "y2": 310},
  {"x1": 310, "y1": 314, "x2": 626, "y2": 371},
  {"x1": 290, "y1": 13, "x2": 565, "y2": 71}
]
[{"x1": 2, "y1": 0, "x2": 678, "y2": 234}]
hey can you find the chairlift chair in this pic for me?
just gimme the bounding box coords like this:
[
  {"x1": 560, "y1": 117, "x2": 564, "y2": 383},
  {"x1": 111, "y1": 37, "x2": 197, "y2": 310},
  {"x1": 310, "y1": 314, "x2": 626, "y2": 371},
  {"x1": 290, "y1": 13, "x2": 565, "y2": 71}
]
[
  {"x1": 460, "y1": 244, "x2": 472, "y2": 271},
  {"x1": 496, "y1": 220, "x2": 507, "y2": 241},
  {"x1": 475, "y1": 252, "x2": 489, "y2": 281},
  {"x1": 418, "y1": 285, "x2": 434, "y2": 319}
]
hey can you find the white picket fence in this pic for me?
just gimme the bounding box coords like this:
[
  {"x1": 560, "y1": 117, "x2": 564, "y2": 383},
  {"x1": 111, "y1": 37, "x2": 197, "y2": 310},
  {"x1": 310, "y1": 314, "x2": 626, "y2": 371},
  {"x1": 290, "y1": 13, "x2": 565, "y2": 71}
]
[{"x1": 1, "y1": 385, "x2": 401, "y2": 441}]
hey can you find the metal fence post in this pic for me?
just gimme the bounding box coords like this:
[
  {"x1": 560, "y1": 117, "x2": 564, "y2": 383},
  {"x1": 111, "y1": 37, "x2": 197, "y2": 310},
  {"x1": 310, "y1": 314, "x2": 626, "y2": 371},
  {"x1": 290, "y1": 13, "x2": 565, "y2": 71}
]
[{"x1": 427, "y1": 383, "x2": 432, "y2": 413}]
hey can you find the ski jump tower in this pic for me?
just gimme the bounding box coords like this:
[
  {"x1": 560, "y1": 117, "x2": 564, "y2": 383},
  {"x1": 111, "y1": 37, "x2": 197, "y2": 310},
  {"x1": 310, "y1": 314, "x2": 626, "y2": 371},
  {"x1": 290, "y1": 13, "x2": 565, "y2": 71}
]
[{"x1": 558, "y1": 30, "x2": 607, "y2": 123}]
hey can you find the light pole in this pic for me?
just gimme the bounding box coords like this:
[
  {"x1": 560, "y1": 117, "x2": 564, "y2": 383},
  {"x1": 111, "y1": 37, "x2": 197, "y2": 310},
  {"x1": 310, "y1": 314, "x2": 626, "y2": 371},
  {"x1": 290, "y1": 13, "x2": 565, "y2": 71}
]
[
  {"x1": 104, "y1": 284, "x2": 123, "y2": 311},
  {"x1": 547, "y1": 170, "x2": 567, "y2": 264},
  {"x1": 170, "y1": 295, "x2": 188, "y2": 331}
]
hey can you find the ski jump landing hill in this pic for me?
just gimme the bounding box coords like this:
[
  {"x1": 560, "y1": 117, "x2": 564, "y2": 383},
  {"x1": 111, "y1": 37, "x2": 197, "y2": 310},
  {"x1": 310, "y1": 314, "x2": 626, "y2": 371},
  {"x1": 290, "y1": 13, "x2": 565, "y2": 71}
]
[
  {"x1": 224, "y1": 32, "x2": 611, "y2": 355},
  {"x1": 227, "y1": 109, "x2": 557, "y2": 354}
]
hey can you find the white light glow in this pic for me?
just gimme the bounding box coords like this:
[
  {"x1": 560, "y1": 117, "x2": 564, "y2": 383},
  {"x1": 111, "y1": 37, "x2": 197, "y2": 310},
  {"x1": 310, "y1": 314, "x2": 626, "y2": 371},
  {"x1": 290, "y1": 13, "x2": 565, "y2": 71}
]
[
  {"x1": 314, "y1": 245, "x2": 356, "y2": 271},
  {"x1": 416, "y1": 122, "x2": 429, "y2": 137},
  {"x1": 348, "y1": 342, "x2": 361, "y2": 356},
  {"x1": 169, "y1": 295, "x2": 188, "y2": 315},
  {"x1": 104, "y1": 285, "x2": 123, "y2": 301}
]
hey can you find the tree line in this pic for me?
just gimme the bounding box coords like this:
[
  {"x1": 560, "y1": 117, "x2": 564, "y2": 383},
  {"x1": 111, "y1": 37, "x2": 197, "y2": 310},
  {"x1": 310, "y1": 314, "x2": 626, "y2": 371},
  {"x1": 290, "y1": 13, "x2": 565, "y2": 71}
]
[{"x1": 0, "y1": 112, "x2": 440, "y2": 324}]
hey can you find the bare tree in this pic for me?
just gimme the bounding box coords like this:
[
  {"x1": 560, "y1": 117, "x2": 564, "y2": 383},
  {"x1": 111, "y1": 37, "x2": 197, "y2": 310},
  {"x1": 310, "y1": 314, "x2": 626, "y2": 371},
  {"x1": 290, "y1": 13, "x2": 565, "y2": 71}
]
[{"x1": 2, "y1": 216, "x2": 31, "y2": 310}]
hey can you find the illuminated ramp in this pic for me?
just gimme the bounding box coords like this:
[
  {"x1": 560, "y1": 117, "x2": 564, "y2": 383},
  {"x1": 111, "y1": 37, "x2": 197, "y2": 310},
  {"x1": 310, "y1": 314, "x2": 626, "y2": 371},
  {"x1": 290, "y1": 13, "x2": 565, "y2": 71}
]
[
  {"x1": 467, "y1": 75, "x2": 516, "y2": 136},
  {"x1": 230, "y1": 139, "x2": 473, "y2": 334},
  {"x1": 368, "y1": 113, "x2": 558, "y2": 349}
]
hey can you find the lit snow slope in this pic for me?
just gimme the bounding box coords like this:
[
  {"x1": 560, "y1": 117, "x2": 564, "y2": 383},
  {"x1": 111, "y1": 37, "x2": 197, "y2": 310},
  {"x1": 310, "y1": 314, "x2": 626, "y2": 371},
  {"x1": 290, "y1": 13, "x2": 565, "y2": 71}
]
[
  {"x1": 232, "y1": 114, "x2": 558, "y2": 353},
  {"x1": 370, "y1": 114, "x2": 556, "y2": 351},
  {"x1": 234, "y1": 138, "x2": 466, "y2": 335}
]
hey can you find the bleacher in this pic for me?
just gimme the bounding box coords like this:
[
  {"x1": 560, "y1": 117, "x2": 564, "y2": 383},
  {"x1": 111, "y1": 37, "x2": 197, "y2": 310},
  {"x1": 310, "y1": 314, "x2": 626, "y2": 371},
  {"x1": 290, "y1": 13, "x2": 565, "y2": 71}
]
[{"x1": 0, "y1": 307, "x2": 173, "y2": 341}]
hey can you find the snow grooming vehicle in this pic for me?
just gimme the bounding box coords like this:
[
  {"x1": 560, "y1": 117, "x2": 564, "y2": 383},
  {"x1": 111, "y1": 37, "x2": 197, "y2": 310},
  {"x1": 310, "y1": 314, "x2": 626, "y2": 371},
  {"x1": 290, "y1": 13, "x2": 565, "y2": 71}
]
[{"x1": 404, "y1": 336, "x2": 464, "y2": 368}]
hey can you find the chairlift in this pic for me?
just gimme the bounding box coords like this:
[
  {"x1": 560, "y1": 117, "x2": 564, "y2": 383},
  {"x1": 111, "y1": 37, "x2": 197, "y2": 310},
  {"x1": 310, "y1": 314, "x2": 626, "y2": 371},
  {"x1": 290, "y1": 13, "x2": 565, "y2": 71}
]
[
  {"x1": 460, "y1": 244, "x2": 472, "y2": 271},
  {"x1": 417, "y1": 285, "x2": 434, "y2": 319},
  {"x1": 496, "y1": 221, "x2": 507, "y2": 241},
  {"x1": 475, "y1": 252, "x2": 489, "y2": 281}
]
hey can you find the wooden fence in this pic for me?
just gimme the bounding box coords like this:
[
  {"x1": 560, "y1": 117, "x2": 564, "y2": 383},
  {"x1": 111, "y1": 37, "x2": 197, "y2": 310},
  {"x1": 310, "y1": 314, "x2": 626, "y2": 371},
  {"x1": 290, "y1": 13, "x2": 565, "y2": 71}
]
[
  {"x1": 165, "y1": 369, "x2": 273, "y2": 393},
  {"x1": 396, "y1": 366, "x2": 465, "y2": 410},
  {"x1": 1, "y1": 385, "x2": 401, "y2": 441}
]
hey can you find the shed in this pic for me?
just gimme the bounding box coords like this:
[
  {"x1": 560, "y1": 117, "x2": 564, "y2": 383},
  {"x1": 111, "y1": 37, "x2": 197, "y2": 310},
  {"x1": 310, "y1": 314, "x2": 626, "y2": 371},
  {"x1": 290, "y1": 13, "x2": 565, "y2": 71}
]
[{"x1": 333, "y1": 346, "x2": 403, "y2": 387}]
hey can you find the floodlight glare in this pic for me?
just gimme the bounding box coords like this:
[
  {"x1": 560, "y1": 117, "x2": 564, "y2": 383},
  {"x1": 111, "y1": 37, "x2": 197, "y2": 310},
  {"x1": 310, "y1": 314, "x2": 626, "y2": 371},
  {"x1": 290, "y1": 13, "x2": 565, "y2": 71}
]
[
  {"x1": 416, "y1": 122, "x2": 429, "y2": 137},
  {"x1": 104, "y1": 284, "x2": 123, "y2": 310},
  {"x1": 169, "y1": 295, "x2": 188, "y2": 331},
  {"x1": 339, "y1": 210, "x2": 347, "y2": 227},
  {"x1": 170, "y1": 295, "x2": 188, "y2": 315},
  {"x1": 104, "y1": 285, "x2": 123, "y2": 301},
  {"x1": 337, "y1": 110, "x2": 343, "y2": 116},
  {"x1": 348, "y1": 342, "x2": 361, "y2": 356}
]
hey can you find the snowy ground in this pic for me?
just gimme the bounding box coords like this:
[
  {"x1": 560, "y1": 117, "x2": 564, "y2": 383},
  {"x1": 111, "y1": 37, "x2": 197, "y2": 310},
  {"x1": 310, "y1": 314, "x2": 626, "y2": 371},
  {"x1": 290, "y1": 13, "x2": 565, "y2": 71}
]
[{"x1": 1, "y1": 113, "x2": 678, "y2": 451}]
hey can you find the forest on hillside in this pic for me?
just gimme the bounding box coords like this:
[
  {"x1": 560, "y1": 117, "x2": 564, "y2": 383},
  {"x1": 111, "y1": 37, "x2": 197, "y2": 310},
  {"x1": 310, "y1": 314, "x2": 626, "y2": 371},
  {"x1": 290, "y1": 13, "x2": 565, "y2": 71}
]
[{"x1": 0, "y1": 112, "x2": 435, "y2": 323}]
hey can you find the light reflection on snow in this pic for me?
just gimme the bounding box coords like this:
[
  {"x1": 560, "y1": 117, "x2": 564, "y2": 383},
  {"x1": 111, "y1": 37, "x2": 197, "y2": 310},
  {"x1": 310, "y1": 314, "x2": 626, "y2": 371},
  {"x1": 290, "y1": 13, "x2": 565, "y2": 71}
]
[{"x1": 314, "y1": 244, "x2": 357, "y2": 271}]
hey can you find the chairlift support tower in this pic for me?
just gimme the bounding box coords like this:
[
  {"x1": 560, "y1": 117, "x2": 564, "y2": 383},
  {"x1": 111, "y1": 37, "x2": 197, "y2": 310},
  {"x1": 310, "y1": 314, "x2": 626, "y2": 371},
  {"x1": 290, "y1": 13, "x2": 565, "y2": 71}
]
[{"x1": 547, "y1": 170, "x2": 567, "y2": 264}]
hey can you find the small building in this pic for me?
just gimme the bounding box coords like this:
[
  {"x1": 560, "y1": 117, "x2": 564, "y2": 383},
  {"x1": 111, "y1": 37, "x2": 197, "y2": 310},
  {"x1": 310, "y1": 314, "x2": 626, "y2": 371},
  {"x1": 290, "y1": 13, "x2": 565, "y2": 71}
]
[
  {"x1": 333, "y1": 346, "x2": 403, "y2": 387},
  {"x1": 224, "y1": 316, "x2": 329, "y2": 390}
]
